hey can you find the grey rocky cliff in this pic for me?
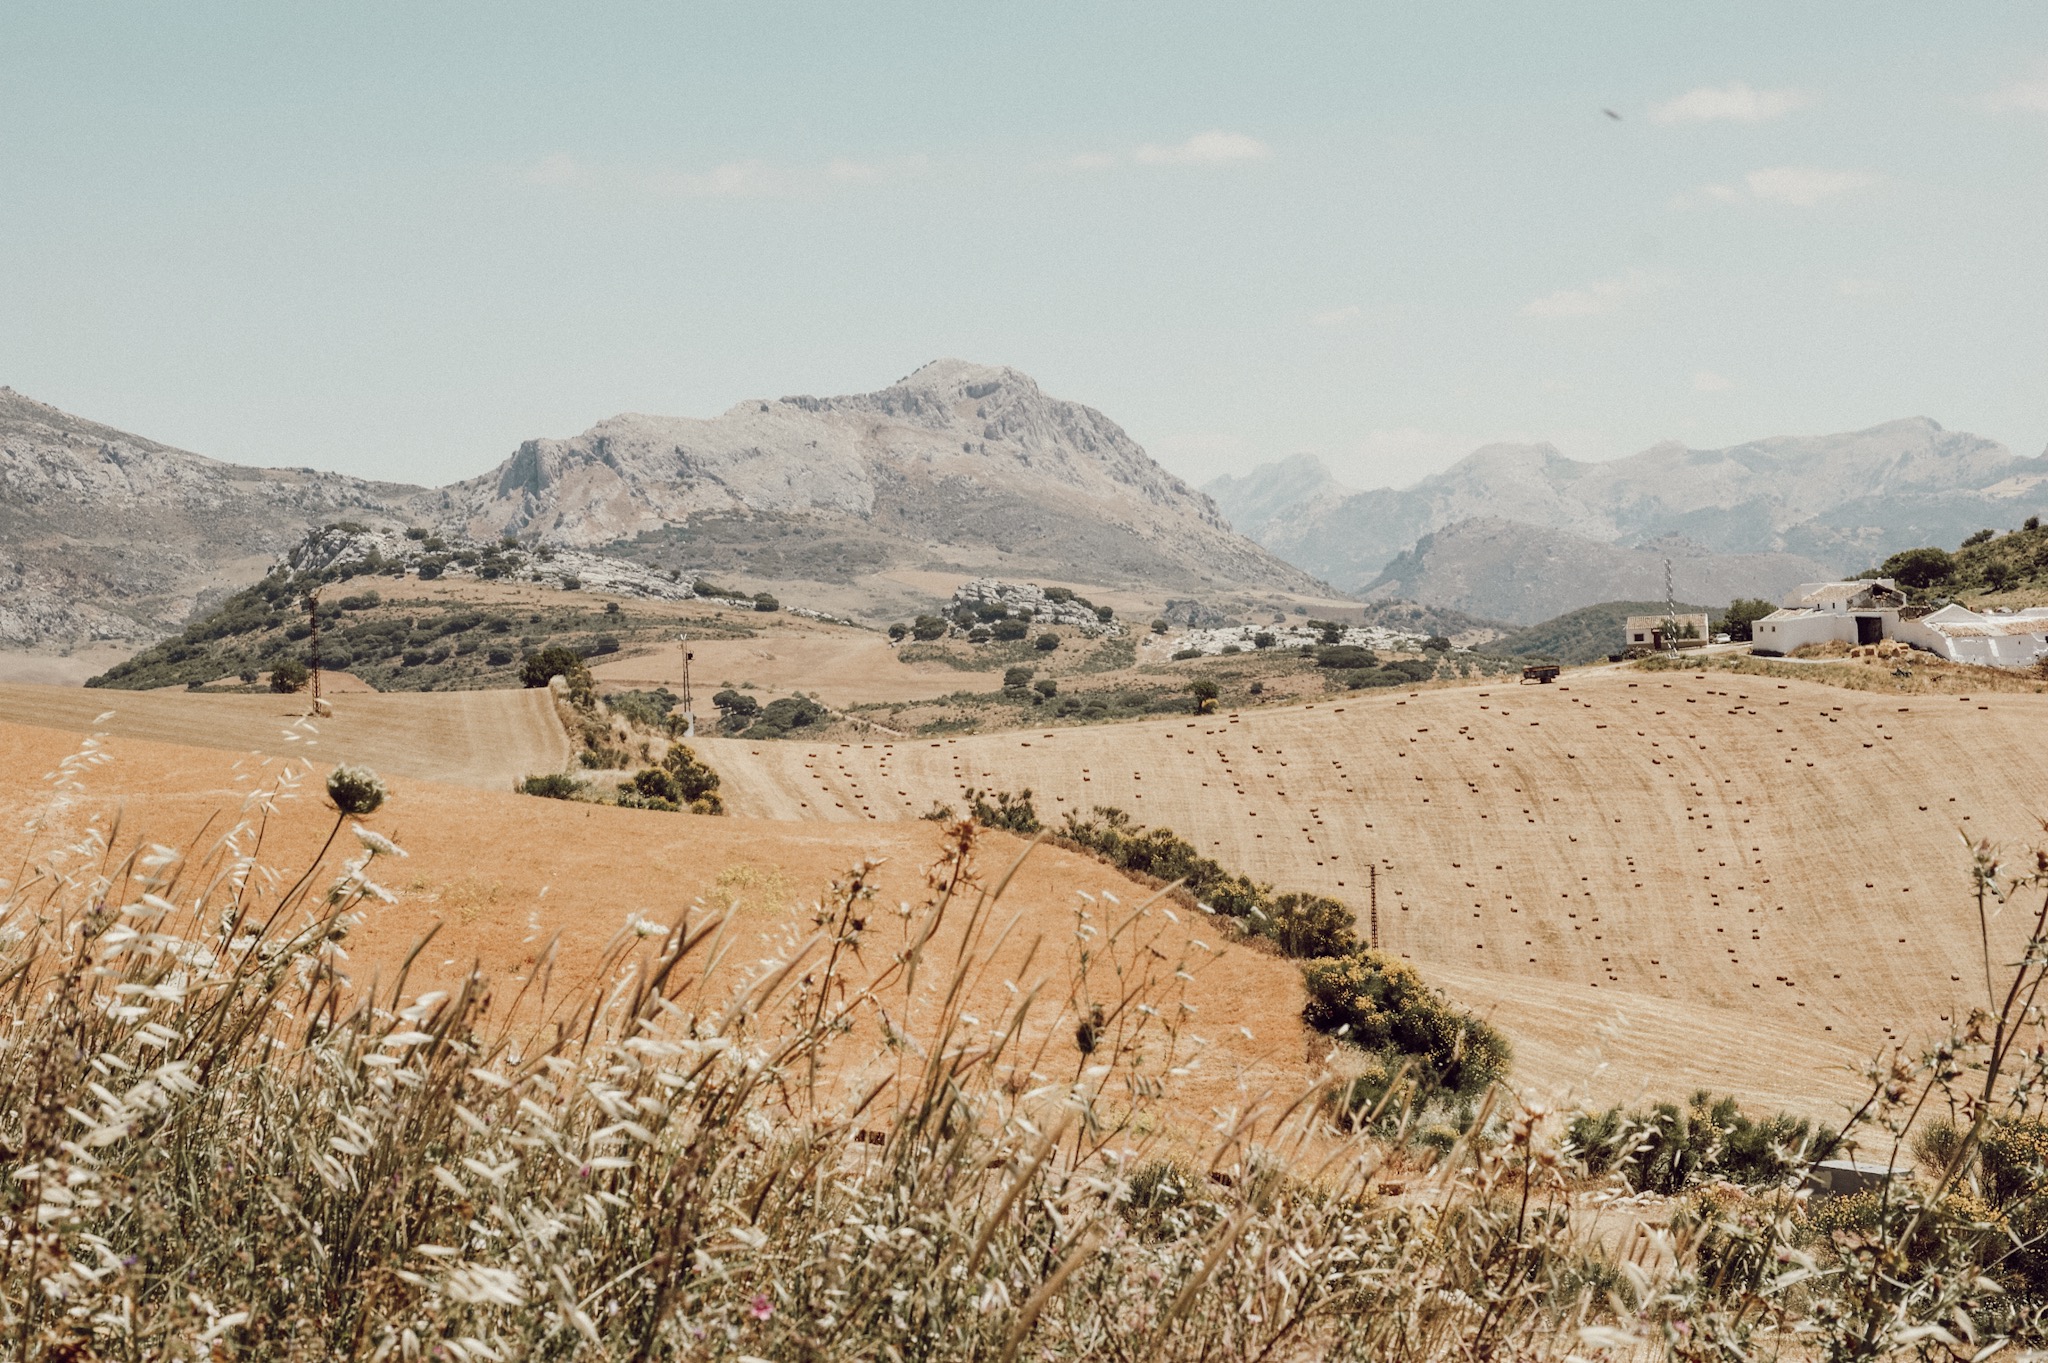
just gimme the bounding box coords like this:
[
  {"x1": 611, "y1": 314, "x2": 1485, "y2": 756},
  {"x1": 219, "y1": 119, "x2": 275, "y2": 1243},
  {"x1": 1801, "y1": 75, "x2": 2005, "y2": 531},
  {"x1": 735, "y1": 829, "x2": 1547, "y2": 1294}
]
[
  {"x1": 424, "y1": 358, "x2": 1313, "y2": 595},
  {"x1": 0, "y1": 387, "x2": 421, "y2": 647}
]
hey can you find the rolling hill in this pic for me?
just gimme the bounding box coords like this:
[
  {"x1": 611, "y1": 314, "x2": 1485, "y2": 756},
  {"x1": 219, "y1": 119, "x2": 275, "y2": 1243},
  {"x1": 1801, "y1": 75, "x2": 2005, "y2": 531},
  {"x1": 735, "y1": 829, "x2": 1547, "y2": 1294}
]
[{"x1": 691, "y1": 667, "x2": 2048, "y2": 1116}]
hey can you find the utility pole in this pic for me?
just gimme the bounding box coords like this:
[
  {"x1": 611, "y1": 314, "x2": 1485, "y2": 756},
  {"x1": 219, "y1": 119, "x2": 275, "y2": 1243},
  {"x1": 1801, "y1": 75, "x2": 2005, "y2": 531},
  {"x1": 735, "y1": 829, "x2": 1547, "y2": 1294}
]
[
  {"x1": 678, "y1": 633, "x2": 695, "y2": 738},
  {"x1": 1663, "y1": 557, "x2": 1679, "y2": 654},
  {"x1": 1369, "y1": 864, "x2": 1379, "y2": 950},
  {"x1": 306, "y1": 589, "x2": 322, "y2": 706}
]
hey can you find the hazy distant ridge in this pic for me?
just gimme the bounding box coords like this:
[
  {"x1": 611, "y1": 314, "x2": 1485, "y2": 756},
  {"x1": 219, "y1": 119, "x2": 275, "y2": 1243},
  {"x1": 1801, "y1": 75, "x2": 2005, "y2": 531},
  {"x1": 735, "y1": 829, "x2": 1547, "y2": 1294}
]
[{"x1": 1206, "y1": 419, "x2": 2048, "y2": 621}]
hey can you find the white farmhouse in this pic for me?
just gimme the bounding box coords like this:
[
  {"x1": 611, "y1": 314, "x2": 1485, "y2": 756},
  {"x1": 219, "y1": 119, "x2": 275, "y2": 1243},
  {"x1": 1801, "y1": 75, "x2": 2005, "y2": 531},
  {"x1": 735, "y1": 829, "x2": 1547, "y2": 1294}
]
[
  {"x1": 1750, "y1": 580, "x2": 1908, "y2": 655},
  {"x1": 1893, "y1": 604, "x2": 2048, "y2": 668},
  {"x1": 1750, "y1": 577, "x2": 2048, "y2": 669}
]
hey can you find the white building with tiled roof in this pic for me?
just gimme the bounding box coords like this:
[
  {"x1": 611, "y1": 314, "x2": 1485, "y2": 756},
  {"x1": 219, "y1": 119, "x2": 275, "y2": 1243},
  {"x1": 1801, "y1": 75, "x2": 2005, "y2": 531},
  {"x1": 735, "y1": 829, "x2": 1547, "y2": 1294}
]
[
  {"x1": 1750, "y1": 579, "x2": 1907, "y2": 655},
  {"x1": 1893, "y1": 604, "x2": 2048, "y2": 668}
]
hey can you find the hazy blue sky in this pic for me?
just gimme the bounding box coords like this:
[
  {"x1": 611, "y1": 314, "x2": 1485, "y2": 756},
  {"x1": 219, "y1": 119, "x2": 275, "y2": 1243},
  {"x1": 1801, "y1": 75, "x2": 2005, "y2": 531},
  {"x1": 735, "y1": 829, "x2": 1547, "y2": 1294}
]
[{"x1": 3, "y1": 2, "x2": 2044, "y2": 490}]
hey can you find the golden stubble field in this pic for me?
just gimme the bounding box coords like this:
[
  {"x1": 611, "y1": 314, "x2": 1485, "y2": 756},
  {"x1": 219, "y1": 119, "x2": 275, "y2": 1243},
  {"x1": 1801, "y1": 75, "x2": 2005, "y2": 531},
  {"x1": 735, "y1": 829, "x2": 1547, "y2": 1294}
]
[
  {"x1": 0, "y1": 717, "x2": 1320, "y2": 1148},
  {"x1": 698, "y1": 668, "x2": 2048, "y2": 1117},
  {"x1": 8, "y1": 658, "x2": 2039, "y2": 1123}
]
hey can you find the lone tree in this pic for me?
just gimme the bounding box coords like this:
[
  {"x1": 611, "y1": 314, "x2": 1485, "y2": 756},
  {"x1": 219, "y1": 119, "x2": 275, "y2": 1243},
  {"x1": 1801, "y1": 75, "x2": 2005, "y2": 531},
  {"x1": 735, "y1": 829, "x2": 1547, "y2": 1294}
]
[
  {"x1": 1189, "y1": 676, "x2": 1220, "y2": 714},
  {"x1": 1877, "y1": 546, "x2": 1957, "y2": 592},
  {"x1": 269, "y1": 658, "x2": 309, "y2": 694},
  {"x1": 1721, "y1": 598, "x2": 1776, "y2": 642},
  {"x1": 663, "y1": 743, "x2": 724, "y2": 814},
  {"x1": 520, "y1": 646, "x2": 593, "y2": 699}
]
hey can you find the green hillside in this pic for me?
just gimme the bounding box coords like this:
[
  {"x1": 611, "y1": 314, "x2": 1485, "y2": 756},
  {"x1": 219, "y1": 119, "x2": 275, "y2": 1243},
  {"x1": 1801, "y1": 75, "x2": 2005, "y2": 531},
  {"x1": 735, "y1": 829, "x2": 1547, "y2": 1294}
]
[{"x1": 1482, "y1": 600, "x2": 1714, "y2": 665}]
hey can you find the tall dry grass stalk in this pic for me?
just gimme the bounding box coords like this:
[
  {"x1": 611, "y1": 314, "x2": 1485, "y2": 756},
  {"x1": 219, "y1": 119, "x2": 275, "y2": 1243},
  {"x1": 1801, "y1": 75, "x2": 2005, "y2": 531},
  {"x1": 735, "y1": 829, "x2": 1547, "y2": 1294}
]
[{"x1": 5, "y1": 733, "x2": 2048, "y2": 1359}]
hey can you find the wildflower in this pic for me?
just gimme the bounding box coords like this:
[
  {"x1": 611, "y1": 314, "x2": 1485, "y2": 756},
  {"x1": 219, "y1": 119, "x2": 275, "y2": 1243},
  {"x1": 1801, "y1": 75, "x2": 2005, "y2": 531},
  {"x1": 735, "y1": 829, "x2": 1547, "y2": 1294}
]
[
  {"x1": 352, "y1": 824, "x2": 406, "y2": 858},
  {"x1": 326, "y1": 764, "x2": 387, "y2": 816},
  {"x1": 749, "y1": 1293, "x2": 773, "y2": 1321}
]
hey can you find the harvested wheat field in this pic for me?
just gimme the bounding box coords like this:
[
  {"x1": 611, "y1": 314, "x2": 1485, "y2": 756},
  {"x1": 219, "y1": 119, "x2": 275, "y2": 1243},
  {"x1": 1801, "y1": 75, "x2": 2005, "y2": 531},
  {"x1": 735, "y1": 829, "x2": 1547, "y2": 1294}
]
[
  {"x1": 0, "y1": 717, "x2": 1319, "y2": 1140},
  {"x1": 591, "y1": 624, "x2": 1009, "y2": 707},
  {"x1": 0, "y1": 681, "x2": 571, "y2": 789},
  {"x1": 699, "y1": 667, "x2": 2048, "y2": 1118}
]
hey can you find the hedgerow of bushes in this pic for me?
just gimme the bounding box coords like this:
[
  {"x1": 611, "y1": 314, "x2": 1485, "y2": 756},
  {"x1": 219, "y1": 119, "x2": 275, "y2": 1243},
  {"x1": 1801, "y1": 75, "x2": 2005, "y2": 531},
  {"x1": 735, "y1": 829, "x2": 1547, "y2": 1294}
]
[
  {"x1": 1001, "y1": 800, "x2": 1512, "y2": 1097},
  {"x1": 1568, "y1": 1091, "x2": 1836, "y2": 1194}
]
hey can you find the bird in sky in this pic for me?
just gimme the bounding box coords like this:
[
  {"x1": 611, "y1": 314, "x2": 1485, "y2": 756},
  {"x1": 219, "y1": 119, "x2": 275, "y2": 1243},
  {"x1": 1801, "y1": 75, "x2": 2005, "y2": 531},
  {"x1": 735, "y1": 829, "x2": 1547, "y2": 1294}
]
[{"x1": 1603, "y1": 108, "x2": 1622, "y2": 120}]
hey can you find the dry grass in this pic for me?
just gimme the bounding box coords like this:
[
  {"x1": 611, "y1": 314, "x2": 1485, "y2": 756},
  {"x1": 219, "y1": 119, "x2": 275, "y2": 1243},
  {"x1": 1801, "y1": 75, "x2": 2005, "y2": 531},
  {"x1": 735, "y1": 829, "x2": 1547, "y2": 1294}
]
[{"x1": 8, "y1": 735, "x2": 2048, "y2": 1356}]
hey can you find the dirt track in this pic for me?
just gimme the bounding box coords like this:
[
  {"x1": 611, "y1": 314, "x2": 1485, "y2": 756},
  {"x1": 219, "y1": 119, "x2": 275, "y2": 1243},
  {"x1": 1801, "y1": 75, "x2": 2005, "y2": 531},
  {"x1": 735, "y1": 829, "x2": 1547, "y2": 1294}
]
[
  {"x1": 0, "y1": 682, "x2": 572, "y2": 790},
  {"x1": 698, "y1": 669, "x2": 2048, "y2": 1117}
]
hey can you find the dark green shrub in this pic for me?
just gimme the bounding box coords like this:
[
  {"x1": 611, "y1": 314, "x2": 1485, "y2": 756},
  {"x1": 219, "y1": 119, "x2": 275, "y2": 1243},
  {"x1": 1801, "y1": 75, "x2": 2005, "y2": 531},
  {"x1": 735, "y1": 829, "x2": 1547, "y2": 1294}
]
[
  {"x1": 1003, "y1": 666, "x2": 1033, "y2": 689},
  {"x1": 1301, "y1": 952, "x2": 1510, "y2": 1096},
  {"x1": 1033, "y1": 678, "x2": 1057, "y2": 698},
  {"x1": 1569, "y1": 1092, "x2": 1831, "y2": 1193},
  {"x1": 521, "y1": 646, "x2": 592, "y2": 696},
  {"x1": 662, "y1": 744, "x2": 722, "y2": 808},
  {"x1": 1317, "y1": 645, "x2": 1376, "y2": 670},
  {"x1": 753, "y1": 593, "x2": 779, "y2": 612},
  {"x1": 1171, "y1": 648, "x2": 1202, "y2": 661},
  {"x1": 518, "y1": 773, "x2": 584, "y2": 800},
  {"x1": 1259, "y1": 893, "x2": 1357, "y2": 958},
  {"x1": 1878, "y1": 546, "x2": 1957, "y2": 590},
  {"x1": 965, "y1": 787, "x2": 1039, "y2": 834},
  {"x1": 630, "y1": 767, "x2": 682, "y2": 805},
  {"x1": 269, "y1": 659, "x2": 309, "y2": 693},
  {"x1": 606, "y1": 688, "x2": 679, "y2": 729},
  {"x1": 748, "y1": 696, "x2": 828, "y2": 739},
  {"x1": 991, "y1": 619, "x2": 1028, "y2": 641},
  {"x1": 1034, "y1": 633, "x2": 1059, "y2": 651}
]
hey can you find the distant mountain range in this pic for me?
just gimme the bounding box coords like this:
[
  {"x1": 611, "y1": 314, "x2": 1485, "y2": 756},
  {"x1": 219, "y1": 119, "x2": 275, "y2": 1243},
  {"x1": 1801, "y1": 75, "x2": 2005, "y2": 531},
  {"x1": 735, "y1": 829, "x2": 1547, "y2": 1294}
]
[
  {"x1": 1206, "y1": 419, "x2": 2048, "y2": 624},
  {"x1": 0, "y1": 362, "x2": 1320, "y2": 650}
]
